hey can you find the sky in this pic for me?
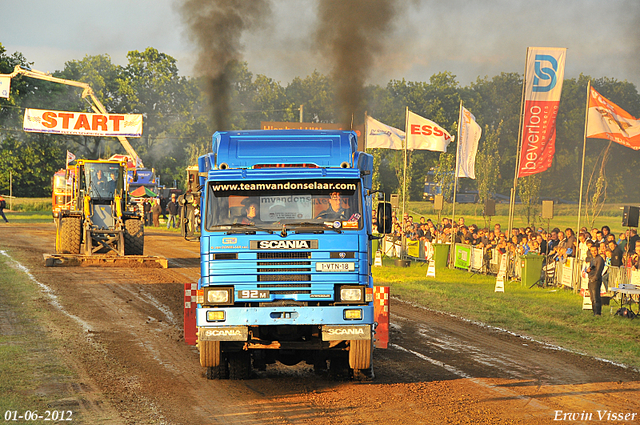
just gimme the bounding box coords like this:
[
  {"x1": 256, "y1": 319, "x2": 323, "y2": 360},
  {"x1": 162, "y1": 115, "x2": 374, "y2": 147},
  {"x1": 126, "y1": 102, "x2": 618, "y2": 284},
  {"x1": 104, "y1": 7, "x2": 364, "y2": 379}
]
[{"x1": 2, "y1": 0, "x2": 639, "y2": 89}]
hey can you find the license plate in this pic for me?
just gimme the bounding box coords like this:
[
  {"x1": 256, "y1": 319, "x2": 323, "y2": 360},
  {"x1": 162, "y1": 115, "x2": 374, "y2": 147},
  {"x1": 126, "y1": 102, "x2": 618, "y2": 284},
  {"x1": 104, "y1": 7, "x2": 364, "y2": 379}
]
[
  {"x1": 316, "y1": 262, "x2": 355, "y2": 272},
  {"x1": 237, "y1": 289, "x2": 270, "y2": 300}
]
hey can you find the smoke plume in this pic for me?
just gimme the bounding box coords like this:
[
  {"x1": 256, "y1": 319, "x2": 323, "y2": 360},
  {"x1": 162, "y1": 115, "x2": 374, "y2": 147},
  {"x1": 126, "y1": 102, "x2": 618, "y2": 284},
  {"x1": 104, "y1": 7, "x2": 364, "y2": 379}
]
[
  {"x1": 179, "y1": 0, "x2": 271, "y2": 130},
  {"x1": 315, "y1": 0, "x2": 397, "y2": 127}
]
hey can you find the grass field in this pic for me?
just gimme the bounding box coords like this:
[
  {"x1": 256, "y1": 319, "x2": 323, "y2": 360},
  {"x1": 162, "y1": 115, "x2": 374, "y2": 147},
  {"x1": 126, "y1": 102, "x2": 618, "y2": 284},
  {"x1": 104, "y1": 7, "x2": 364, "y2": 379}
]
[
  {"x1": 0, "y1": 253, "x2": 77, "y2": 412},
  {"x1": 373, "y1": 258, "x2": 640, "y2": 369}
]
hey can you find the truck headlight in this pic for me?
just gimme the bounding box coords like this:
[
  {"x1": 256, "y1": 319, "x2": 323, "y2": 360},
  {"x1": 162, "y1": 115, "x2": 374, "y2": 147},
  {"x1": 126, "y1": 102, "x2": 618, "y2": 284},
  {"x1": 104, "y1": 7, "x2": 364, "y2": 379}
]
[
  {"x1": 203, "y1": 287, "x2": 234, "y2": 305},
  {"x1": 339, "y1": 286, "x2": 365, "y2": 303}
]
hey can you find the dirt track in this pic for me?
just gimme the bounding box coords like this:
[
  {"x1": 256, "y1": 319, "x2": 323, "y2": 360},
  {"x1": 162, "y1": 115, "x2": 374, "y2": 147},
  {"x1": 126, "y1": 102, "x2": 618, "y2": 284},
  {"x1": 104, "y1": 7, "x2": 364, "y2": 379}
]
[{"x1": 2, "y1": 222, "x2": 640, "y2": 424}]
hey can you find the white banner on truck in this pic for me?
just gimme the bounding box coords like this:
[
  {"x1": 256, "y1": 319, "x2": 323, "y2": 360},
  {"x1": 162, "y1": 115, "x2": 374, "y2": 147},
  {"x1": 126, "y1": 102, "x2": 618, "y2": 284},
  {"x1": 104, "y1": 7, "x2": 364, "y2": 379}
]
[{"x1": 23, "y1": 108, "x2": 143, "y2": 137}]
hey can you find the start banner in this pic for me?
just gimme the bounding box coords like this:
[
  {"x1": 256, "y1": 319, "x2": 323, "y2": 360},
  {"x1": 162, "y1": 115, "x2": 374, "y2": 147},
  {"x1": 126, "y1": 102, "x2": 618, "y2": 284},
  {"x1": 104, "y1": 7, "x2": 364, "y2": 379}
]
[
  {"x1": 517, "y1": 47, "x2": 566, "y2": 177},
  {"x1": 23, "y1": 108, "x2": 143, "y2": 137}
]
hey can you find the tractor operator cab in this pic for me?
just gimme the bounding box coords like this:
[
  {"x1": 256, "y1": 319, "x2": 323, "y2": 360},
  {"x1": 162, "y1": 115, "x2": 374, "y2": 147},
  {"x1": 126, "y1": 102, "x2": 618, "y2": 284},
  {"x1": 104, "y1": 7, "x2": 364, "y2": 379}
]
[
  {"x1": 204, "y1": 180, "x2": 362, "y2": 232},
  {"x1": 83, "y1": 163, "x2": 123, "y2": 201}
]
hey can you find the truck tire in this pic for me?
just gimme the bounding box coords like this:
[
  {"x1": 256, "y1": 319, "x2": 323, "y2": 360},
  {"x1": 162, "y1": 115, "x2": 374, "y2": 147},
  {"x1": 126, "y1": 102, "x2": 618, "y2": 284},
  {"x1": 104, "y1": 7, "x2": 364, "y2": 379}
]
[
  {"x1": 228, "y1": 351, "x2": 251, "y2": 380},
  {"x1": 206, "y1": 363, "x2": 229, "y2": 380},
  {"x1": 348, "y1": 339, "x2": 372, "y2": 370},
  {"x1": 124, "y1": 219, "x2": 144, "y2": 255},
  {"x1": 199, "y1": 340, "x2": 221, "y2": 367},
  {"x1": 58, "y1": 217, "x2": 82, "y2": 254}
]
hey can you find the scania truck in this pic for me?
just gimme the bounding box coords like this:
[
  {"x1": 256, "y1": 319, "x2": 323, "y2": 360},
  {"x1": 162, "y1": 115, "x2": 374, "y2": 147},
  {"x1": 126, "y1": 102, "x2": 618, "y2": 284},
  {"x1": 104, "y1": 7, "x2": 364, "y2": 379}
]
[{"x1": 191, "y1": 130, "x2": 391, "y2": 380}]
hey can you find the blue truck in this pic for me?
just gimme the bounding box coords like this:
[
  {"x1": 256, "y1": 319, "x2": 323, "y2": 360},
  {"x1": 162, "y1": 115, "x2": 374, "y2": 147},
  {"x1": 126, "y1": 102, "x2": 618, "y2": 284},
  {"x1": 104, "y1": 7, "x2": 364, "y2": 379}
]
[{"x1": 191, "y1": 130, "x2": 391, "y2": 380}]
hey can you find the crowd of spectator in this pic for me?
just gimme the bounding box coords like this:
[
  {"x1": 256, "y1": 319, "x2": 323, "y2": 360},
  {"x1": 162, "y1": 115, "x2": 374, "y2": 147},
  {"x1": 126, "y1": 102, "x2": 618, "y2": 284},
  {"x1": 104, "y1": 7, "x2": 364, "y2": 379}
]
[{"x1": 372, "y1": 211, "x2": 640, "y2": 271}]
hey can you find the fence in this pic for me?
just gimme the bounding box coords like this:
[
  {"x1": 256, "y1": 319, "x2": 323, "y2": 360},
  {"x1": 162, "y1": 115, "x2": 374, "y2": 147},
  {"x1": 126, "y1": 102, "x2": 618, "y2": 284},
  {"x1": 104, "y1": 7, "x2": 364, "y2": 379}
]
[{"x1": 379, "y1": 237, "x2": 640, "y2": 294}]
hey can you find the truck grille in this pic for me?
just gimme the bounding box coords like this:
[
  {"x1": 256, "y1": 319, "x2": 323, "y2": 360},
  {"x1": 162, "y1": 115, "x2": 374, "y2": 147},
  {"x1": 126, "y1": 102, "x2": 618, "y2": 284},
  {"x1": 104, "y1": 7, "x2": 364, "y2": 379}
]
[
  {"x1": 258, "y1": 274, "x2": 311, "y2": 282},
  {"x1": 258, "y1": 252, "x2": 311, "y2": 259}
]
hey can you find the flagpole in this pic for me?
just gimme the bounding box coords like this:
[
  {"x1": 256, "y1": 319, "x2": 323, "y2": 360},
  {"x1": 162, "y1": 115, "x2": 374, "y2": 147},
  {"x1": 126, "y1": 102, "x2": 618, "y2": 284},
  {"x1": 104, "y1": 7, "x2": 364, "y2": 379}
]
[
  {"x1": 364, "y1": 111, "x2": 368, "y2": 150},
  {"x1": 572, "y1": 80, "x2": 591, "y2": 291},
  {"x1": 449, "y1": 101, "x2": 463, "y2": 267},
  {"x1": 402, "y1": 107, "x2": 409, "y2": 260},
  {"x1": 508, "y1": 48, "x2": 530, "y2": 239}
]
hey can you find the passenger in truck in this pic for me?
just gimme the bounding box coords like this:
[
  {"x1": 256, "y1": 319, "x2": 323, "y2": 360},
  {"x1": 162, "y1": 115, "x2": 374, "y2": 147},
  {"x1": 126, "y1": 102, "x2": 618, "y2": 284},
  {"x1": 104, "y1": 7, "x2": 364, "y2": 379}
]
[{"x1": 315, "y1": 191, "x2": 349, "y2": 221}]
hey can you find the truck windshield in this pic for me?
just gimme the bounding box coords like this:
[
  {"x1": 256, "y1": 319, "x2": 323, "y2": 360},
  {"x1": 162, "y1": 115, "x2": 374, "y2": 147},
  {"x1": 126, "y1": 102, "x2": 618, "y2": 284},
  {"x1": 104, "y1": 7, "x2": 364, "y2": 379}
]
[
  {"x1": 205, "y1": 179, "x2": 362, "y2": 231},
  {"x1": 85, "y1": 163, "x2": 120, "y2": 199}
]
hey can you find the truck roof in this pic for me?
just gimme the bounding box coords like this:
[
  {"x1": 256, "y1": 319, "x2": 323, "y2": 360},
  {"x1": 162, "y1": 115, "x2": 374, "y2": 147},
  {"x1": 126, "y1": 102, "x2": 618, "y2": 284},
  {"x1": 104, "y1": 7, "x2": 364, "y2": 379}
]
[{"x1": 213, "y1": 130, "x2": 357, "y2": 169}]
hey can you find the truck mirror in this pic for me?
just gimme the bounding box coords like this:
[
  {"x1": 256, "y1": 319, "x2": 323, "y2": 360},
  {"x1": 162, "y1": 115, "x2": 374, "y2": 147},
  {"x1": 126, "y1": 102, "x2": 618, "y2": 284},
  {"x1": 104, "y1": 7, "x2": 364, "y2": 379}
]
[{"x1": 377, "y1": 202, "x2": 392, "y2": 234}]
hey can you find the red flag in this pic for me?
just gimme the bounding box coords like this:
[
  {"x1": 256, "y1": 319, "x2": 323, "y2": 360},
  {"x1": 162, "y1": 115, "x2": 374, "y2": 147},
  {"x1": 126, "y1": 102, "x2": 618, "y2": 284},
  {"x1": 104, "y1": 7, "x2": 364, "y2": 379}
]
[
  {"x1": 517, "y1": 47, "x2": 567, "y2": 178},
  {"x1": 587, "y1": 87, "x2": 640, "y2": 149}
]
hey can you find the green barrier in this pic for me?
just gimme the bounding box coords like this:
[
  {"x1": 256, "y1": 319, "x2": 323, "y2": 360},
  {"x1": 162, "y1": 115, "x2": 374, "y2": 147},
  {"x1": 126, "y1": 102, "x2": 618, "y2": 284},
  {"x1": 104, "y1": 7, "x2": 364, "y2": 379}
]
[
  {"x1": 521, "y1": 254, "x2": 545, "y2": 287},
  {"x1": 433, "y1": 243, "x2": 450, "y2": 269},
  {"x1": 454, "y1": 244, "x2": 472, "y2": 270}
]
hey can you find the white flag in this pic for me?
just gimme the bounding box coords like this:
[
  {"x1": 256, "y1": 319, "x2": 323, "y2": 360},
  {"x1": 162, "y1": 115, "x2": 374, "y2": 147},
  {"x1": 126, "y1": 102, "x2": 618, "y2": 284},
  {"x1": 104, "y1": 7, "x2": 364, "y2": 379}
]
[
  {"x1": 406, "y1": 110, "x2": 453, "y2": 151},
  {"x1": 457, "y1": 107, "x2": 481, "y2": 179},
  {"x1": 66, "y1": 150, "x2": 76, "y2": 163},
  {"x1": 0, "y1": 76, "x2": 10, "y2": 99},
  {"x1": 365, "y1": 115, "x2": 405, "y2": 150}
]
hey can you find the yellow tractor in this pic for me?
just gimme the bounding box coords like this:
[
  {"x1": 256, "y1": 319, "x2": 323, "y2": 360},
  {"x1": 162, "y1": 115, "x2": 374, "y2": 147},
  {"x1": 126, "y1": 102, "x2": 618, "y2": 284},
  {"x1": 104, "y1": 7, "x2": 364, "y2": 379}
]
[{"x1": 55, "y1": 158, "x2": 144, "y2": 256}]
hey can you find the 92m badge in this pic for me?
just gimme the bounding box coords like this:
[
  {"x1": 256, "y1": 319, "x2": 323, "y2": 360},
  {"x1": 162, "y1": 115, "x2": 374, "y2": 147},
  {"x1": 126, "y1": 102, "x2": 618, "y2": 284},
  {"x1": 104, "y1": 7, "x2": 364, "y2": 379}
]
[{"x1": 237, "y1": 289, "x2": 270, "y2": 300}]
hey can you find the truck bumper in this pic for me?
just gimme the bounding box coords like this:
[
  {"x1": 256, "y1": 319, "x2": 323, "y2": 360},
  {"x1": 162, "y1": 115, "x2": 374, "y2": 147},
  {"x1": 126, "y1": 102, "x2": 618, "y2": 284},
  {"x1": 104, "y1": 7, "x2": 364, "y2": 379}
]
[{"x1": 197, "y1": 305, "x2": 373, "y2": 327}]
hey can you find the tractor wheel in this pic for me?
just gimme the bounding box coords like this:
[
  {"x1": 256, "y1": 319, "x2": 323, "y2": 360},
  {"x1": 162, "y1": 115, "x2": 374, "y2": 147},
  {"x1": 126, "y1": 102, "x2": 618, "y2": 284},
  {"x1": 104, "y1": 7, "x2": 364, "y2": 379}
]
[
  {"x1": 199, "y1": 340, "x2": 221, "y2": 368},
  {"x1": 124, "y1": 219, "x2": 144, "y2": 255},
  {"x1": 228, "y1": 351, "x2": 252, "y2": 380},
  {"x1": 58, "y1": 217, "x2": 82, "y2": 254}
]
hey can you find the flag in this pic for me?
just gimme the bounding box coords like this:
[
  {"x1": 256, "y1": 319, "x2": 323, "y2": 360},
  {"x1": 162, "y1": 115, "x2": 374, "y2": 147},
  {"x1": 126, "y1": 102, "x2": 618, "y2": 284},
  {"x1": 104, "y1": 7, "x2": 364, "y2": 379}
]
[
  {"x1": 457, "y1": 107, "x2": 481, "y2": 179},
  {"x1": 66, "y1": 150, "x2": 76, "y2": 163},
  {"x1": 0, "y1": 76, "x2": 10, "y2": 99},
  {"x1": 587, "y1": 87, "x2": 640, "y2": 149},
  {"x1": 406, "y1": 110, "x2": 453, "y2": 151},
  {"x1": 366, "y1": 116, "x2": 405, "y2": 149},
  {"x1": 517, "y1": 47, "x2": 567, "y2": 177}
]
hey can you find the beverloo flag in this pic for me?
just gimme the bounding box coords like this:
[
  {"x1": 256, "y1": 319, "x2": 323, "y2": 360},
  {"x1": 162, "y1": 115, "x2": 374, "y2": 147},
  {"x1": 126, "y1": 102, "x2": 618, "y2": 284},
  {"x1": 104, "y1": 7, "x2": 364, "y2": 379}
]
[
  {"x1": 587, "y1": 87, "x2": 640, "y2": 149},
  {"x1": 457, "y1": 107, "x2": 482, "y2": 179},
  {"x1": 366, "y1": 115, "x2": 405, "y2": 150},
  {"x1": 406, "y1": 110, "x2": 453, "y2": 151},
  {"x1": 517, "y1": 47, "x2": 567, "y2": 177}
]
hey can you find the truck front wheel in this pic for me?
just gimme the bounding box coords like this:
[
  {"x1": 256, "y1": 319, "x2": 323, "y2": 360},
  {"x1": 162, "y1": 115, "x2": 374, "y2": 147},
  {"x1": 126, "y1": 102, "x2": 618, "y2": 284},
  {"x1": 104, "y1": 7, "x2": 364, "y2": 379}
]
[{"x1": 199, "y1": 340, "x2": 221, "y2": 367}]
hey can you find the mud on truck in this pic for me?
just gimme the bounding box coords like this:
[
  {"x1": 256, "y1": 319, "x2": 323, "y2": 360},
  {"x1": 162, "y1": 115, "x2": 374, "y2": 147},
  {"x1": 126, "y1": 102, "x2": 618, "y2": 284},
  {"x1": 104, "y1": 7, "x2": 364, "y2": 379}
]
[{"x1": 189, "y1": 130, "x2": 391, "y2": 380}]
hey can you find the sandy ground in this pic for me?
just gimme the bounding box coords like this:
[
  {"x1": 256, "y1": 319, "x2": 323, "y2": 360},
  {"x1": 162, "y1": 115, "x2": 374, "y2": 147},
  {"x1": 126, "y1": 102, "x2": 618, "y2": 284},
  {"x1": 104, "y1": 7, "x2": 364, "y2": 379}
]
[{"x1": 2, "y1": 222, "x2": 640, "y2": 424}]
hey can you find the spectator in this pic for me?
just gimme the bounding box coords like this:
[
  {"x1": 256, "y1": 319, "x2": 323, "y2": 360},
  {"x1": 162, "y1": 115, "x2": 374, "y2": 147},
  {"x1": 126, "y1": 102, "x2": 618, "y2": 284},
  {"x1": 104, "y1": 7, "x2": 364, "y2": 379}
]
[
  {"x1": 609, "y1": 241, "x2": 623, "y2": 267},
  {"x1": 586, "y1": 244, "x2": 605, "y2": 316},
  {"x1": 143, "y1": 199, "x2": 152, "y2": 226},
  {"x1": 166, "y1": 194, "x2": 179, "y2": 229},
  {"x1": 0, "y1": 195, "x2": 7, "y2": 223},
  {"x1": 151, "y1": 198, "x2": 161, "y2": 227},
  {"x1": 564, "y1": 228, "x2": 576, "y2": 256},
  {"x1": 627, "y1": 229, "x2": 640, "y2": 257}
]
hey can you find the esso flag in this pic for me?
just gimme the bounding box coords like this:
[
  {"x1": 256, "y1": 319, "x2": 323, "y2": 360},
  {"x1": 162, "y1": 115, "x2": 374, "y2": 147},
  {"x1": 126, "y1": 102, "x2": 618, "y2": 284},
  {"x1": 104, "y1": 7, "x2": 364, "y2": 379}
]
[
  {"x1": 587, "y1": 87, "x2": 640, "y2": 149},
  {"x1": 23, "y1": 108, "x2": 143, "y2": 137},
  {"x1": 406, "y1": 110, "x2": 453, "y2": 152},
  {"x1": 517, "y1": 47, "x2": 567, "y2": 177}
]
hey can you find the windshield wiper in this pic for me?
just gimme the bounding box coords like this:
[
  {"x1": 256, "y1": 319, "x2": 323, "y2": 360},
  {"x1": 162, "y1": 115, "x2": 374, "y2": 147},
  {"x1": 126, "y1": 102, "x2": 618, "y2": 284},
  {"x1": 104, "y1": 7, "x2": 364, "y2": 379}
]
[
  {"x1": 284, "y1": 221, "x2": 342, "y2": 234},
  {"x1": 224, "y1": 223, "x2": 273, "y2": 234}
]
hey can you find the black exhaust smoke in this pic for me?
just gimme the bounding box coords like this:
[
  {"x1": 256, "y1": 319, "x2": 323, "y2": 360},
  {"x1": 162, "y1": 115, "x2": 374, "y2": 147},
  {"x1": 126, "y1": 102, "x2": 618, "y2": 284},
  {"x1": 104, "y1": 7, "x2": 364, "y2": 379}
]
[
  {"x1": 179, "y1": 0, "x2": 271, "y2": 131},
  {"x1": 315, "y1": 0, "x2": 397, "y2": 127}
]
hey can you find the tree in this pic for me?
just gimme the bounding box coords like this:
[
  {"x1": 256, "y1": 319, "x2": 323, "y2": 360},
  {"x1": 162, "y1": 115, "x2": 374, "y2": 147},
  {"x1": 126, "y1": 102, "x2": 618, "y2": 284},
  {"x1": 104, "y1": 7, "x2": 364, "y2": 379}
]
[{"x1": 476, "y1": 122, "x2": 502, "y2": 206}]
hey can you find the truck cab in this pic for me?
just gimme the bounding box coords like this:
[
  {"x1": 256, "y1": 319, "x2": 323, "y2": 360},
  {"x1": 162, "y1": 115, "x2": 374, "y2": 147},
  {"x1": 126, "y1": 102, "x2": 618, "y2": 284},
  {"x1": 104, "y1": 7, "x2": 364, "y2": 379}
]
[{"x1": 195, "y1": 130, "x2": 388, "y2": 380}]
